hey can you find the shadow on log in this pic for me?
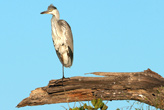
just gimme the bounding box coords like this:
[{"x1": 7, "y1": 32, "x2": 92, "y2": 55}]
[{"x1": 17, "y1": 68, "x2": 164, "y2": 109}]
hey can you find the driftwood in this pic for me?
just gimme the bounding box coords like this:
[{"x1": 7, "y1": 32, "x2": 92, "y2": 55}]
[{"x1": 17, "y1": 69, "x2": 164, "y2": 109}]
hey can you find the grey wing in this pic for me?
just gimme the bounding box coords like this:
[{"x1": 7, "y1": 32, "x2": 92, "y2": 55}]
[{"x1": 58, "y1": 20, "x2": 73, "y2": 65}]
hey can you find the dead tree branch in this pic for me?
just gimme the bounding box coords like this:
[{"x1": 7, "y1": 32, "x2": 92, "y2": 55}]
[{"x1": 17, "y1": 68, "x2": 164, "y2": 109}]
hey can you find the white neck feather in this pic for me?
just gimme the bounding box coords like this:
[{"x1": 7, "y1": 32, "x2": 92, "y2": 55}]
[{"x1": 51, "y1": 10, "x2": 60, "y2": 20}]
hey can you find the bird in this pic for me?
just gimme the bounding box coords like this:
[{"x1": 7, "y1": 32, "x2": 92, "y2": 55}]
[{"x1": 41, "y1": 4, "x2": 73, "y2": 80}]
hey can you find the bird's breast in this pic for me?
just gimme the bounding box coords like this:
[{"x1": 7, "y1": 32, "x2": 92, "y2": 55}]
[{"x1": 51, "y1": 22, "x2": 67, "y2": 53}]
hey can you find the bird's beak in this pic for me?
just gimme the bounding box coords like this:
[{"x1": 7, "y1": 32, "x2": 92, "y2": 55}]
[{"x1": 40, "y1": 11, "x2": 50, "y2": 14}]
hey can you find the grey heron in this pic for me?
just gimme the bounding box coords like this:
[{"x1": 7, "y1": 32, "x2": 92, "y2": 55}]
[{"x1": 41, "y1": 4, "x2": 73, "y2": 79}]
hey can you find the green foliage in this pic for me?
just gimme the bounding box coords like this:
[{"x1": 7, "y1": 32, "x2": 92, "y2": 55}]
[
  {"x1": 67, "y1": 86, "x2": 164, "y2": 110},
  {"x1": 67, "y1": 99, "x2": 162, "y2": 110},
  {"x1": 69, "y1": 98, "x2": 108, "y2": 110}
]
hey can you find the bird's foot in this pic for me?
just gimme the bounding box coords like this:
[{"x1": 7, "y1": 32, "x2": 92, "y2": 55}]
[
  {"x1": 62, "y1": 77, "x2": 70, "y2": 86},
  {"x1": 62, "y1": 77, "x2": 70, "y2": 82},
  {"x1": 62, "y1": 77, "x2": 70, "y2": 80}
]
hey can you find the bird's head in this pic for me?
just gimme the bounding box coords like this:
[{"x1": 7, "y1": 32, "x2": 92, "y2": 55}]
[{"x1": 41, "y1": 4, "x2": 59, "y2": 18}]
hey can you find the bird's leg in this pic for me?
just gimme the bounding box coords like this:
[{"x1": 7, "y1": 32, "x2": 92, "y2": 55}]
[
  {"x1": 61, "y1": 65, "x2": 70, "y2": 85},
  {"x1": 62, "y1": 65, "x2": 64, "y2": 85},
  {"x1": 62, "y1": 65, "x2": 65, "y2": 79}
]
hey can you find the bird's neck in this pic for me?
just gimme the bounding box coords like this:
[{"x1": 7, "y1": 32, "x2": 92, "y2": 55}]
[
  {"x1": 52, "y1": 10, "x2": 60, "y2": 20},
  {"x1": 51, "y1": 15, "x2": 61, "y2": 37},
  {"x1": 52, "y1": 15, "x2": 59, "y2": 21}
]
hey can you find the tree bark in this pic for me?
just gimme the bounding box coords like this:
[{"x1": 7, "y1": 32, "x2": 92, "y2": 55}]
[{"x1": 17, "y1": 68, "x2": 164, "y2": 109}]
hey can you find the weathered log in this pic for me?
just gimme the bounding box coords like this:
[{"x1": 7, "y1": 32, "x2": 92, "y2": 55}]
[{"x1": 17, "y1": 68, "x2": 164, "y2": 109}]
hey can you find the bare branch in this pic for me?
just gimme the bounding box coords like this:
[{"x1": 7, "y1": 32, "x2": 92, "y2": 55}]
[{"x1": 17, "y1": 68, "x2": 164, "y2": 109}]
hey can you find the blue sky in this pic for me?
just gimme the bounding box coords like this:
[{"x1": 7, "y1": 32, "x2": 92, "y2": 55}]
[{"x1": 1, "y1": 0, "x2": 164, "y2": 110}]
